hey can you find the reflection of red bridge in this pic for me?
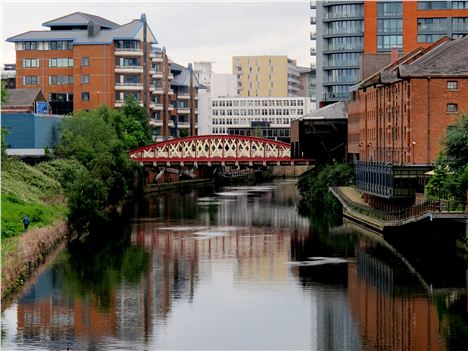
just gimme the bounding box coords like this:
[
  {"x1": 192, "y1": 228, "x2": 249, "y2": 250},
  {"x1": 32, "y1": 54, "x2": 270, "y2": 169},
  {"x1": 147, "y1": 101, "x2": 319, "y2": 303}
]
[{"x1": 129, "y1": 135, "x2": 313, "y2": 166}]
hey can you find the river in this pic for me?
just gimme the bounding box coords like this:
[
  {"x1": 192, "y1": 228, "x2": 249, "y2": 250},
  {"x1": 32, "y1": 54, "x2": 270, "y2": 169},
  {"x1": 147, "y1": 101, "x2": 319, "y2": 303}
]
[{"x1": 1, "y1": 180, "x2": 467, "y2": 350}]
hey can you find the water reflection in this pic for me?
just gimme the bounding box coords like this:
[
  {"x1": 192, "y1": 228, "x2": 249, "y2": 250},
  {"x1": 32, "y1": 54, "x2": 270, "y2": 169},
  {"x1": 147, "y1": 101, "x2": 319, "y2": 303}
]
[{"x1": 2, "y1": 180, "x2": 467, "y2": 350}]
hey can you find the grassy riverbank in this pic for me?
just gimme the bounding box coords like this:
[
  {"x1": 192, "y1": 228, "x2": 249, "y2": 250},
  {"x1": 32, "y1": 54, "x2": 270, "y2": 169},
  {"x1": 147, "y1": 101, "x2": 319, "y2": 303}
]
[{"x1": 1, "y1": 159, "x2": 75, "y2": 300}]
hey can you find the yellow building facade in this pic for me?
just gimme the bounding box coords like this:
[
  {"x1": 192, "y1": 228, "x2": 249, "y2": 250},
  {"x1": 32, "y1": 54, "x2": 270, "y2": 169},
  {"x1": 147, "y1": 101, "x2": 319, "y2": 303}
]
[{"x1": 232, "y1": 56, "x2": 302, "y2": 97}]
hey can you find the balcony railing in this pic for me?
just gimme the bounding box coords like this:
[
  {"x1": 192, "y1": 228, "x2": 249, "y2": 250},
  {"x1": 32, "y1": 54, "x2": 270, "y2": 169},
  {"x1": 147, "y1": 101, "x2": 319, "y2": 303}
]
[
  {"x1": 324, "y1": 11, "x2": 363, "y2": 20},
  {"x1": 115, "y1": 83, "x2": 143, "y2": 91},
  {"x1": 168, "y1": 89, "x2": 174, "y2": 95},
  {"x1": 310, "y1": 0, "x2": 316, "y2": 9},
  {"x1": 115, "y1": 65, "x2": 143, "y2": 72},
  {"x1": 310, "y1": 48, "x2": 316, "y2": 56},
  {"x1": 152, "y1": 71, "x2": 163, "y2": 78},
  {"x1": 150, "y1": 118, "x2": 163, "y2": 127},
  {"x1": 152, "y1": 87, "x2": 163, "y2": 94},
  {"x1": 115, "y1": 100, "x2": 143, "y2": 107},
  {"x1": 178, "y1": 92, "x2": 190, "y2": 99},
  {"x1": 151, "y1": 103, "x2": 163, "y2": 110},
  {"x1": 178, "y1": 121, "x2": 190, "y2": 128},
  {"x1": 177, "y1": 107, "x2": 190, "y2": 113},
  {"x1": 115, "y1": 48, "x2": 143, "y2": 56},
  {"x1": 323, "y1": 91, "x2": 350, "y2": 101}
]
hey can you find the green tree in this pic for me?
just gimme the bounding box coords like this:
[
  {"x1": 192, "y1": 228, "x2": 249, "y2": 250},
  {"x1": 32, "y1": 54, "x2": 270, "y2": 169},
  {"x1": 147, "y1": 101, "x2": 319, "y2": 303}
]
[
  {"x1": 298, "y1": 163, "x2": 355, "y2": 212},
  {"x1": 444, "y1": 114, "x2": 468, "y2": 170},
  {"x1": 425, "y1": 114, "x2": 468, "y2": 204},
  {"x1": 55, "y1": 107, "x2": 138, "y2": 233},
  {"x1": 121, "y1": 95, "x2": 151, "y2": 148},
  {"x1": 1, "y1": 128, "x2": 10, "y2": 164},
  {"x1": 1, "y1": 82, "x2": 8, "y2": 104}
]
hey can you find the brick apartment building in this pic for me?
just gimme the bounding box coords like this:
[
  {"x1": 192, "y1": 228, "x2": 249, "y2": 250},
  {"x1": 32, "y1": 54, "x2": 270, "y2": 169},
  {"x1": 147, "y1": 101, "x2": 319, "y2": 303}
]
[
  {"x1": 348, "y1": 36, "x2": 468, "y2": 209},
  {"x1": 6, "y1": 12, "x2": 199, "y2": 141}
]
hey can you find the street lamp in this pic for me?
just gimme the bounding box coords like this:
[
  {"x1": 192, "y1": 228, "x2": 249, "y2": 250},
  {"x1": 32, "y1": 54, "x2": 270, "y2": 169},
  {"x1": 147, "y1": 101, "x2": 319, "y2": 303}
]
[{"x1": 411, "y1": 141, "x2": 416, "y2": 164}]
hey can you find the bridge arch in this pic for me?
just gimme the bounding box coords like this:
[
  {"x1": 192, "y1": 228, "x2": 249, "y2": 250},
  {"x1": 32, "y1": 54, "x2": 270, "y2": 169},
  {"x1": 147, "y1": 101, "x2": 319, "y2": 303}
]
[{"x1": 129, "y1": 135, "x2": 310, "y2": 166}]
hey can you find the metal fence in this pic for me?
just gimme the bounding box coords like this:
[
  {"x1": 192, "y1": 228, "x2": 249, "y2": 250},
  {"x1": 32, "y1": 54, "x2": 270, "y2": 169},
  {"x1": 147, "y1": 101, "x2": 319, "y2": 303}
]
[{"x1": 330, "y1": 186, "x2": 466, "y2": 223}]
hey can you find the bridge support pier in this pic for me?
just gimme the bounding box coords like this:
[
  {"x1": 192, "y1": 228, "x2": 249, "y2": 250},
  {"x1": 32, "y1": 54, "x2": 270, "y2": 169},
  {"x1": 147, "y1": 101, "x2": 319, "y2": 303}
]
[{"x1": 270, "y1": 165, "x2": 311, "y2": 177}]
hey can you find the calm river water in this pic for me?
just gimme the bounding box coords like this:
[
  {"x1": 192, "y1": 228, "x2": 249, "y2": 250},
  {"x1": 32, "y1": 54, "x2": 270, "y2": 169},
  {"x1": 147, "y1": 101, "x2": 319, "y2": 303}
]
[{"x1": 1, "y1": 180, "x2": 467, "y2": 350}]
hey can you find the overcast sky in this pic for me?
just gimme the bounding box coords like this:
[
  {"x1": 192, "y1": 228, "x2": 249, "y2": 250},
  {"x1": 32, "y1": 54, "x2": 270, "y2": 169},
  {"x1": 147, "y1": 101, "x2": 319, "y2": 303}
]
[{"x1": 1, "y1": 0, "x2": 314, "y2": 73}]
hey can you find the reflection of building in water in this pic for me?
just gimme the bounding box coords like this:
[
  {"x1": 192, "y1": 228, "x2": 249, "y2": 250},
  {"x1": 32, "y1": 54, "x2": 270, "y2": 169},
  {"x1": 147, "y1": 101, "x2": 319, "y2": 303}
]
[
  {"x1": 348, "y1": 249, "x2": 444, "y2": 351},
  {"x1": 130, "y1": 222, "x2": 305, "y2": 331},
  {"x1": 16, "y1": 269, "x2": 117, "y2": 347},
  {"x1": 315, "y1": 288, "x2": 362, "y2": 351}
]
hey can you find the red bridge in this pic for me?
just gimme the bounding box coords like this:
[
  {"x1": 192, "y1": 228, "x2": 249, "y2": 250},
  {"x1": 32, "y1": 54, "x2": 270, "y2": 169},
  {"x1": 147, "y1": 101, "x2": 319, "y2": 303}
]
[{"x1": 129, "y1": 135, "x2": 312, "y2": 166}]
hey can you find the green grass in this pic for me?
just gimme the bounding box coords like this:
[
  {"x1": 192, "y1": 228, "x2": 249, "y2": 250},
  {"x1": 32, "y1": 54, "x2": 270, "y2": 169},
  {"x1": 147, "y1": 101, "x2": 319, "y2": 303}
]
[
  {"x1": 1, "y1": 159, "x2": 73, "y2": 239},
  {"x1": 1, "y1": 193, "x2": 66, "y2": 238}
]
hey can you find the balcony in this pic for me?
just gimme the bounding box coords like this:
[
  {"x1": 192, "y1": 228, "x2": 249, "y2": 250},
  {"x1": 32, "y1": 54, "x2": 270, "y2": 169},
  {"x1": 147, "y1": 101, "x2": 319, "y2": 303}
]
[
  {"x1": 168, "y1": 120, "x2": 175, "y2": 127},
  {"x1": 310, "y1": 16, "x2": 316, "y2": 25},
  {"x1": 168, "y1": 105, "x2": 174, "y2": 111},
  {"x1": 178, "y1": 121, "x2": 190, "y2": 128},
  {"x1": 114, "y1": 48, "x2": 143, "y2": 56},
  {"x1": 149, "y1": 68, "x2": 156, "y2": 75},
  {"x1": 168, "y1": 73, "x2": 174, "y2": 80},
  {"x1": 151, "y1": 103, "x2": 164, "y2": 111},
  {"x1": 115, "y1": 100, "x2": 143, "y2": 107},
  {"x1": 115, "y1": 65, "x2": 143, "y2": 73},
  {"x1": 310, "y1": 0, "x2": 316, "y2": 9},
  {"x1": 168, "y1": 89, "x2": 174, "y2": 95},
  {"x1": 150, "y1": 51, "x2": 164, "y2": 62},
  {"x1": 178, "y1": 107, "x2": 190, "y2": 114},
  {"x1": 178, "y1": 92, "x2": 190, "y2": 99},
  {"x1": 310, "y1": 32, "x2": 317, "y2": 40},
  {"x1": 195, "y1": 109, "x2": 199, "y2": 114},
  {"x1": 150, "y1": 118, "x2": 163, "y2": 127},
  {"x1": 152, "y1": 71, "x2": 163, "y2": 78},
  {"x1": 322, "y1": 91, "x2": 350, "y2": 101},
  {"x1": 115, "y1": 82, "x2": 143, "y2": 90},
  {"x1": 310, "y1": 48, "x2": 316, "y2": 56},
  {"x1": 152, "y1": 87, "x2": 163, "y2": 94}
]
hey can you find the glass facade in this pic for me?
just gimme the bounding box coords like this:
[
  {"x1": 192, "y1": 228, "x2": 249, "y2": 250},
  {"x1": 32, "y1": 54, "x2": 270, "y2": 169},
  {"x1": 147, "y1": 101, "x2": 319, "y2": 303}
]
[
  {"x1": 324, "y1": 53, "x2": 360, "y2": 67},
  {"x1": 326, "y1": 20, "x2": 363, "y2": 35},
  {"x1": 417, "y1": 1, "x2": 448, "y2": 10},
  {"x1": 377, "y1": 2, "x2": 403, "y2": 17},
  {"x1": 377, "y1": 35, "x2": 403, "y2": 49},
  {"x1": 324, "y1": 3, "x2": 363, "y2": 19},
  {"x1": 324, "y1": 36, "x2": 363, "y2": 51},
  {"x1": 418, "y1": 18, "x2": 448, "y2": 31},
  {"x1": 453, "y1": 17, "x2": 468, "y2": 31},
  {"x1": 378, "y1": 19, "x2": 403, "y2": 33}
]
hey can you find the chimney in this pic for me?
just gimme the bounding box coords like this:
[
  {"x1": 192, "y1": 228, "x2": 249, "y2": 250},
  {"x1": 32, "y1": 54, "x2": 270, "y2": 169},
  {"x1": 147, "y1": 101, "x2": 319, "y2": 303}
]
[
  {"x1": 391, "y1": 48, "x2": 398, "y2": 63},
  {"x1": 87, "y1": 21, "x2": 100, "y2": 37}
]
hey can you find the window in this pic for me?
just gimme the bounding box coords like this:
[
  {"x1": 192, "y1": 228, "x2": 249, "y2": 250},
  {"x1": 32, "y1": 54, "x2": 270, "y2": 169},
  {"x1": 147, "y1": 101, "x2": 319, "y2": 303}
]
[
  {"x1": 377, "y1": 35, "x2": 403, "y2": 49},
  {"x1": 23, "y1": 76, "x2": 38, "y2": 85},
  {"x1": 378, "y1": 19, "x2": 403, "y2": 33},
  {"x1": 22, "y1": 58, "x2": 39, "y2": 68},
  {"x1": 81, "y1": 57, "x2": 90, "y2": 66},
  {"x1": 377, "y1": 2, "x2": 403, "y2": 17},
  {"x1": 447, "y1": 81, "x2": 458, "y2": 90},
  {"x1": 49, "y1": 58, "x2": 73, "y2": 67},
  {"x1": 23, "y1": 42, "x2": 38, "y2": 50},
  {"x1": 49, "y1": 41, "x2": 72, "y2": 50},
  {"x1": 82, "y1": 92, "x2": 90, "y2": 101},
  {"x1": 417, "y1": 1, "x2": 447, "y2": 10},
  {"x1": 49, "y1": 75, "x2": 73, "y2": 85},
  {"x1": 453, "y1": 17, "x2": 468, "y2": 31},
  {"x1": 418, "y1": 34, "x2": 444, "y2": 43},
  {"x1": 453, "y1": 1, "x2": 468, "y2": 9},
  {"x1": 417, "y1": 18, "x2": 447, "y2": 31},
  {"x1": 82, "y1": 75, "x2": 90, "y2": 84},
  {"x1": 447, "y1": 103, "x2": 458, "y2": 113}
]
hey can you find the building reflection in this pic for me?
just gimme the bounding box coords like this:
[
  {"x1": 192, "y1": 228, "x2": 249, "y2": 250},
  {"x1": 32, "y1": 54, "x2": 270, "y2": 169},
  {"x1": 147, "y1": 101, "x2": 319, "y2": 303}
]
[
  {"x1": 15, "y1": 269, "x2": 117, "y2": 348},
  {"x1": 347, "y1": 245, "x2": 444, "y2": 351}
]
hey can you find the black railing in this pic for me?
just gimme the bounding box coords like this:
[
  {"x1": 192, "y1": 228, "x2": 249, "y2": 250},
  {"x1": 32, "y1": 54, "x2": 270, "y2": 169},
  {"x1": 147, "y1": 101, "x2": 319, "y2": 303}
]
[{"x1": 330, "y1": 186, "x2": 466, "y2": 223}]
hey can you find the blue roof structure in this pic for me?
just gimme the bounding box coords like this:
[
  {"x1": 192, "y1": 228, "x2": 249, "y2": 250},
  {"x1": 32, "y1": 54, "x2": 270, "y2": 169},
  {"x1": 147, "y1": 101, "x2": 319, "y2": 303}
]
[{"x1": 7, "y1": 13, "x2": 158, "y2": 45}]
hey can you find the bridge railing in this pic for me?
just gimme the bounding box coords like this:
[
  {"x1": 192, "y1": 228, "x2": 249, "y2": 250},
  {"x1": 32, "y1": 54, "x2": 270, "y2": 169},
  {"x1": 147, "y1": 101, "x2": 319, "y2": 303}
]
[{"x1": 330, "y1": 185, "x2": 466, "y2": 223}]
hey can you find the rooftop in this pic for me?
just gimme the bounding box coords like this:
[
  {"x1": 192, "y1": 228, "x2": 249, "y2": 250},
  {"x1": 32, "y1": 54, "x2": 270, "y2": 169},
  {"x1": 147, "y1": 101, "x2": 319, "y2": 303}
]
[
  {"x1": 7, "y1": 13, "x2": 157, "y2": 45},
  {"x1": 2, "y1": 88, "x2": 45, "y2": 109}
]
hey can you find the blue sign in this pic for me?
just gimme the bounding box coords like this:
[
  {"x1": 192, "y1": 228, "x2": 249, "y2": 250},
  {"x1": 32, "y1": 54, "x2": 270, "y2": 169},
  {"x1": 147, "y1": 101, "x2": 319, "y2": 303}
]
[{"x1": 36, "y1": 102, "x2": 49, "y2": 114}]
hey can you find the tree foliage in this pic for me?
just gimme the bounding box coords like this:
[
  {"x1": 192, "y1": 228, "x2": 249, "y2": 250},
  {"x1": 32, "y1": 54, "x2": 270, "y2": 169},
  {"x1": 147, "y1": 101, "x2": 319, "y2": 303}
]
[
  {"x1": 55, "y1": 104, "x2": 147, "y2": 234},
  {"x1": 1, "y1": 82, "x2": 8, "y2": 104},
  {"x1": 425, "y1": 114, "x2": 468, "y2": 203},
  {"x1": 121, "y1": 95, "x2": 151, "y2": 148},
  {"x1": 298, "y1": 163, "x2": 355, "y2": 212}
]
